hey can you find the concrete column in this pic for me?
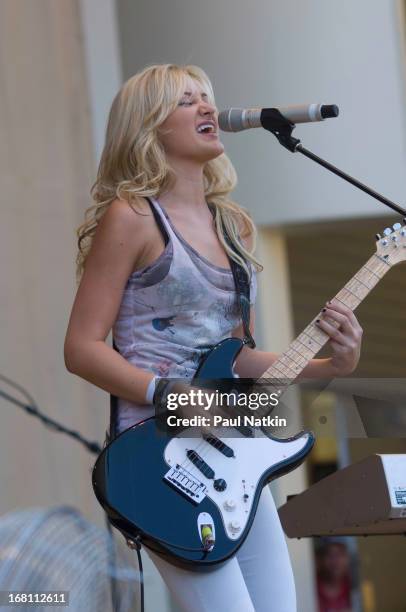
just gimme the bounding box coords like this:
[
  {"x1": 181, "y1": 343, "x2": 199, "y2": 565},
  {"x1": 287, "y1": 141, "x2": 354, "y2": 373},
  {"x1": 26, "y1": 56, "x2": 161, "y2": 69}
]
[
  {"x1": 256, "y1": 228, "x2": 317, "y2": 612},
  {"x1": 0, "y1": 0, "x2": 100, "y2": 518},
  {"x1": 77, "y1": 2, "x2": 174, "y2": 610}
]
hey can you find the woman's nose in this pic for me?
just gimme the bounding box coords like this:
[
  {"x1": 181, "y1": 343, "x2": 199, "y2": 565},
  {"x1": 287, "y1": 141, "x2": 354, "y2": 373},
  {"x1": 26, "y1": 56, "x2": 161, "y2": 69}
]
[{"x1": 199, "y1": 100, "x2": 217, "y2": 115}]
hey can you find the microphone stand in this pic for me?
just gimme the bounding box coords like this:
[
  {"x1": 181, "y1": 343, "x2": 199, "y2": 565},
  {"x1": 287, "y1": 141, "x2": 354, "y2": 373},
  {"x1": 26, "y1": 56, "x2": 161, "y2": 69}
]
[{"x1": 263, "y1": 109, "x2": 406, "y2": 217}]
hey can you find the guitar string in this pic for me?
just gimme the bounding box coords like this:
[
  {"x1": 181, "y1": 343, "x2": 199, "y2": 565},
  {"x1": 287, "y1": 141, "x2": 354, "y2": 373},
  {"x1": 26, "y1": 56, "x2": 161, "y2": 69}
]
[
  {"x1": 172, "y1": 379, "x2": 284, "y2": 484},
  {"x1": 173, "y1": 264, "x2": 365, "y2": 478},
  {"x1": 169, "y1": 252, "x2": 393, "y2": 497},
  {"x1": 171, "y1": 374, "x2": 261, "y2": 475},
  {"x1": 174, "y1": 320, "x2": 333, "y2": 476},
  {"x1": 165, "y1": 314, "x2": 339, "y2": 513}
]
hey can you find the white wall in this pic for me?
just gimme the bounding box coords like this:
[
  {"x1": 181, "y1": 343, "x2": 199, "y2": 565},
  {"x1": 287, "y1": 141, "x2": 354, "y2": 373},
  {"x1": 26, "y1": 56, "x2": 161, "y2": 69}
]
[
  {"x1": 116, "y1": 0, "x2": 406, "y2": 226},
  {"x1": 79, "y1": 0, "x2": 123, "y2": 161}
]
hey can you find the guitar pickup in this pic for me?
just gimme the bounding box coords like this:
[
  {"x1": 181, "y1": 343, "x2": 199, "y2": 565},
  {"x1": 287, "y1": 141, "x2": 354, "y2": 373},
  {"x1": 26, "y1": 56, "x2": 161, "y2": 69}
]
[
  {"x1": 203, "y1": 434, "x2": 235, "y2": 458},
  {"x1": 186, "y1": 450, "x2": 215, "y2": 479}
]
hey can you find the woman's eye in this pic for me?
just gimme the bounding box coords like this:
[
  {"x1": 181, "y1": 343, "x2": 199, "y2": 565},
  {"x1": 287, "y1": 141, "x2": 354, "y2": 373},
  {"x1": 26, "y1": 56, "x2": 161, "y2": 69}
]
[{"x1": 179, "y1": 100, "x2": 194, "y2": 106}]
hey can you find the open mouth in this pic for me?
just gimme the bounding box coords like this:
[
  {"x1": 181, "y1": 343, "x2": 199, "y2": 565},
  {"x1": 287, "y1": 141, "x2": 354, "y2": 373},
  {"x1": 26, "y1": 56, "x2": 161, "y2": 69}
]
[{"x1": 196, "y1": 123, "x2": 217, "y2": 135}]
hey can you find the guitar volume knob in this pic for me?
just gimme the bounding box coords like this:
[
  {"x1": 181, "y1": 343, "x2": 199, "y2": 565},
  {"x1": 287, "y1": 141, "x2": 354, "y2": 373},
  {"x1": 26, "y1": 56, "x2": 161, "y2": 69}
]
[
  {"x1": 224, "y1": 499, "x2": 236, "y2": 511},
  {"x1": 213, "y1": 478, "x2": 227, "y2": 492},
  {"x1": 229, "y1": 520, "x2": 242, "y2": 533}
]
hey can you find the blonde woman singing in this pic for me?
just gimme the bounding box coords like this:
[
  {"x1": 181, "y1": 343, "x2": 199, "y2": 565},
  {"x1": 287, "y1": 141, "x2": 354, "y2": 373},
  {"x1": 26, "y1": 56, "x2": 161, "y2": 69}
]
[{"x1": 64, "y1": 64, "x2": 363, "y2": 612}]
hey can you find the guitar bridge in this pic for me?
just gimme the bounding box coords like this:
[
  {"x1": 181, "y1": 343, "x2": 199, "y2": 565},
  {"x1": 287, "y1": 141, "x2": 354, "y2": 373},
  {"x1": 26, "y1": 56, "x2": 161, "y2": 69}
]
[{"x1": 164, "y1": 465, "x2": 207, "y2": 504}]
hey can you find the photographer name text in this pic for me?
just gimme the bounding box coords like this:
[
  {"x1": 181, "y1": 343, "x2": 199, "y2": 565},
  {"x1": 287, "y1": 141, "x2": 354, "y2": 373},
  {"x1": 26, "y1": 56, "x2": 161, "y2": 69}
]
[{"x1": 167, "y1": 414, "x2": 287, "y2": 428}]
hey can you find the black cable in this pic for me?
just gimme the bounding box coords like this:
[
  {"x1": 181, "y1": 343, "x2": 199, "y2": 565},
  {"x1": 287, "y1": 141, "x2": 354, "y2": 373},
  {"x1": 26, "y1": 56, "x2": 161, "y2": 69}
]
[
  {"x1": 0, "y1": 373, "x2": 147, "y2": 611},
  {"x1": 134, "y1": 537, "x2": 145, "y2": 612},
  {"x1": 0, "y1": 374, "x2": 208, "y2": 605},
  {"x1": 0, "y1": 374, "x2": 102, "y2": 454}
]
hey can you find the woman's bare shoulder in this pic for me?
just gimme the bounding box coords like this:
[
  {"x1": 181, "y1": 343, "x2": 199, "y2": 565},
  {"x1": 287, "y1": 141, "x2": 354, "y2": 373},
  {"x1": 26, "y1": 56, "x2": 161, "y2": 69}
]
[
  {"x1": 104, "y1": 196, "x2": 152, "y2": 224},
  {"x1": 235, "y1": 212, "x2": 255, "y2": 252},
  {"x1": 97, "y1": 197, "x2": 154, "y2": 245},
  {"x1": 85, "y1": 196, "x2": 154, "y2": 275}
]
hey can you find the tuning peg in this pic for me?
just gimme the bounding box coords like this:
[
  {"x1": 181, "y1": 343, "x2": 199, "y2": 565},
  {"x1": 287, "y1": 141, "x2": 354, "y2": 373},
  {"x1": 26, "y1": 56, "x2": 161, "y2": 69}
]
[
  {"x1": 393, "y1": 222, "x2": 402, "y2": 231},
  {"x1": 383, "y1": 227, "x2": 392, "y2": 236}
]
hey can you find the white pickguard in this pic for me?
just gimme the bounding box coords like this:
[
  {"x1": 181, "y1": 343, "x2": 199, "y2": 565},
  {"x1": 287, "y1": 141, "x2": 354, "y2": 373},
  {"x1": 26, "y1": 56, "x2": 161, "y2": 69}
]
[{"x1": 163, "y1": 428, "x2": 311, "y2": 539}]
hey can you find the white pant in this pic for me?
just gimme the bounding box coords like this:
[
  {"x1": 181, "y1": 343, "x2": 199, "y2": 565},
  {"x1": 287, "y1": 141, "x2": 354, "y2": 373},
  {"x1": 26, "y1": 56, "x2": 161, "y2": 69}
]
[{"x1": 145, "y1": 486, "x2": 296, "y2": 612}]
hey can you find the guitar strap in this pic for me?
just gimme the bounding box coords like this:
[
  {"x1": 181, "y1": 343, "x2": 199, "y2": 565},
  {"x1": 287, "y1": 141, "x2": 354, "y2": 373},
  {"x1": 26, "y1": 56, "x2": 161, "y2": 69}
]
[
  {"x1": 207, "y1": 203, "x2": 256, "y2": 351},
  {"x1": 108, "y1": 198, "x2": 255, "y2": 440},
  {"x1": 143, "y1": 196, "x2": 255, "y2": 348}
]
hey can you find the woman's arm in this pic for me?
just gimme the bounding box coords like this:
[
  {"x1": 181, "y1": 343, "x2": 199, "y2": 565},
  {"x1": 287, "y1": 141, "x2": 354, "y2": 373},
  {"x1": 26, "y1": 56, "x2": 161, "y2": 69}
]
[
  {"x1": 64, "y1": 198, "x2": 157, "y2": 405},
  {"x1": 227, "y1": 222, "x2": 363, "y2": 380},
  {"x1": 232, "y1": 301, "x2": 363, "y2": 380},
  {"x1": 232, "y1": 310, "x2": 278, "y2": 378}
]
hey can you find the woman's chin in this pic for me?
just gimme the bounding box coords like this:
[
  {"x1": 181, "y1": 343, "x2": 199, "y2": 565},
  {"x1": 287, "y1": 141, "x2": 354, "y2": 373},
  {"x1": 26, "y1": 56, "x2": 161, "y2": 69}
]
[{"x1": 200, "y1": 141, "x2": 225, "y2": 162}]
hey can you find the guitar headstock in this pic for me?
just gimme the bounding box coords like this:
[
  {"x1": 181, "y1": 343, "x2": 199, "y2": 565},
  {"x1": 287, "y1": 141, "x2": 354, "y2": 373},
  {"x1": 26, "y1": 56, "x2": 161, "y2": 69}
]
[{"x1": 375, "y1": 220, "x2": 406, "y2": 266}]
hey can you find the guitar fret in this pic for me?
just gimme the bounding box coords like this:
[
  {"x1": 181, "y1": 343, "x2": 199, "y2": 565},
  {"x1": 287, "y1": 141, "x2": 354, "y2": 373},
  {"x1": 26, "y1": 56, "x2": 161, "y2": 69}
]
[
  {"x1": 359, "y1": 269, "x2": 380, "y2": 287},
  {"x1": 291, "y1": 348, "x2": 309, "y2": 365},
  {"x1": 290, "y1": 341, "x2": 313, "y2": 361},
  {"x1": 274, "y1": 355, "x2": 301, "y2": 377},
  {"x1": 354, "y1": 273, "x2": 375, "y2": 290},
  {"x1": 309, "y1": 326, "x2": 328, "y2": 344},
  {"x1": 363, "y1": 265, "x2": 380, "y2": 279},
  {"x1": 335, "y1": 293, "x2": 352, "y2": 309},
  {"x1": 277, "y1": 353, "x2": 292, "y2": 367},
  {"x1": 301, "y1": 330, "x2": 322, "y2": 349},
  {"x1": 337, "y1": 287, "x2": 360, "y2": 309},
  {"x1": 297, "y1": 338, "x2": 313, "y2": 362},
  {"x1": 286, "y1": 348, "x2": 308, "y2": 367},
  {"x1": 271, "y1": 363, "x2": 296, "y2": 381},
  {"x1": 269, "y1": 362, "x2": 286, "y2": 376},
  {"x1": 374, "y1": 253, "x2": 391, "y2": 267},
  {"x1": 261, "y1": 371, "x2": 286, "y2": 386},
  {"x1": 354, "y1": 272, "x2": 369, "y2": 289},
  {"x1": 346, "y1": 278, "x2": 369, "y2": 299},
  {"x1": 333, "y1": 295, "x2": 349, "y2": 308},
  {"x1": 297, "y1": 335, "x2": 320, "y2": 354},
  {"x1": 343, "y1": 284, "x2": 360, "y2": 299},
  {"x1": 357, "y1": 257, "x2": 386, "y2": 288},
  {"x1": 304, "y1": 320, "x2": 326, "y2": 346}
]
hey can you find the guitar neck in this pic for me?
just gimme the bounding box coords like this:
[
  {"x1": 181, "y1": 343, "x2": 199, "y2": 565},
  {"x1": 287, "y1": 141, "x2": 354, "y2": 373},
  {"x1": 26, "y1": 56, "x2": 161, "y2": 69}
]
[{"x1": 257, "y1": 252, "x2": 391, "y2": 392}]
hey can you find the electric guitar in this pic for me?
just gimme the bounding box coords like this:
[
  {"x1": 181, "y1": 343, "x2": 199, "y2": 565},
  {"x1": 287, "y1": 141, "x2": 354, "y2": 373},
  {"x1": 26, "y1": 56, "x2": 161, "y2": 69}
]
[{"x1": 92, "y1": 222, "x2": 406, "y2": 569}]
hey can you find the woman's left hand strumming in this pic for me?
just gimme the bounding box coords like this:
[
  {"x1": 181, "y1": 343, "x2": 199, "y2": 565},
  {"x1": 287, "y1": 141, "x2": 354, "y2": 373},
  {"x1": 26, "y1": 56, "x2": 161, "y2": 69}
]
[{"x1": 316, "y1": 298, "x2": 363, "y2": 376}]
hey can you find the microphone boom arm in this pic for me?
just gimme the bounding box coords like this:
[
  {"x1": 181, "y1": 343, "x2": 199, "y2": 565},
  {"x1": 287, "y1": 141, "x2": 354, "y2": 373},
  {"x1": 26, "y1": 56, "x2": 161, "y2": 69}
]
[{"x1": 263, "y1": 109, "x2": 406, "y2": 217}]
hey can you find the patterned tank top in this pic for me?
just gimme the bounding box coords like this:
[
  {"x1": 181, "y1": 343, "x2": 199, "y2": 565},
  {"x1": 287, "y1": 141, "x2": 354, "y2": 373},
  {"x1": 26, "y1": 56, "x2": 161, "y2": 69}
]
[{"x1": 112, "y1": 197, "x2": 257, "y2": 434}]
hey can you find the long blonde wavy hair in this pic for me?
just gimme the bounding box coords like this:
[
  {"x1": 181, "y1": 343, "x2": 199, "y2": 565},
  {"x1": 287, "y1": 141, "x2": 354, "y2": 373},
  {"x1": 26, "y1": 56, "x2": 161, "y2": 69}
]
[{"x1": 76, "y1": 63, "x2": 263, "y2": 282}]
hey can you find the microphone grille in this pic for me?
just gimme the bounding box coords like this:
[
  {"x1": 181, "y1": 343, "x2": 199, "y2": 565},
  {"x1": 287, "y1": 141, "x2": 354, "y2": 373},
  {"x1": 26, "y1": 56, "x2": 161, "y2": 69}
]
[
  {"x1": 218, "y1": 108, "x2": 245, "y2": 132},
  {"x1": 320, "y1": 105, "x2": 339, "y2": 119}
]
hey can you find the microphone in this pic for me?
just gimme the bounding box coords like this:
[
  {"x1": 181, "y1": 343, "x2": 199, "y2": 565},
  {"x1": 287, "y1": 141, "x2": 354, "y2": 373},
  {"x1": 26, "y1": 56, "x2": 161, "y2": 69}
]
[{"x1": 218, "y1": 104, "x2": 339, "y2": 132}]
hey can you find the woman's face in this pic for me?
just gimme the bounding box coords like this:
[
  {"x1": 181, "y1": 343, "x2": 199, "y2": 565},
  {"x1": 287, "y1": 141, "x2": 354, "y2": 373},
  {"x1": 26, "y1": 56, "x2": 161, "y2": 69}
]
[{"x1": 158, "y1": 76, "x2": 224, "y2": 165}]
